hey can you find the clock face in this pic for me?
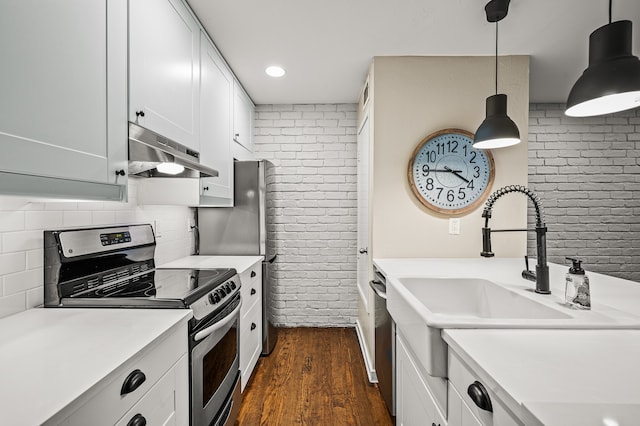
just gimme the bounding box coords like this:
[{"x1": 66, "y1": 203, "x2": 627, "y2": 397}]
[{"x1": 408, "y1": 129, "x2": 495, "y2": 215}]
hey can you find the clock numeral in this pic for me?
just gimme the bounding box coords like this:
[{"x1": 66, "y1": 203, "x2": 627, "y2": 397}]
[
  {"x1": 463, "y1": 145, "x2": 468, "y2": 156},
  {"x1": 467, "y1": 180, "x2": 475, "y2": 190},
  {"x1": 436, "y1": 187, "x2": 443, "y2": 199},
  {"x1": 450, "y1": 140, "x2": 458, "y2": 153},
  {"x1": 473, "y1": 166, "x2": 480, "y2": 178},
  {"x1": 446, "y1": 189, "x2": 455, "y2": 202},
  {"x1": 428, "y1": 151, "x2": 437, "y2": 162},
  {"x1": 469, "y1": 151, "x2": 477, "y2": 164},
  {"x1": 426, "y1": 178, "x2": 434, "y2": 191},
  {"x1": 458, "y1": 188, "x2": 466, "y2": 200},
  {"x1": 436, "y1": 140, "x2": 460, "y2": 155},
  {"x1": 422, "y1": 164, "x2": 430, "y2": 176}
]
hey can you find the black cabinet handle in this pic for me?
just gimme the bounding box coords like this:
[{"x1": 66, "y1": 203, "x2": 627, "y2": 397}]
[
  {"x1": 135, "y1": 110, "x2": 145, "y2": 118},
  {"x1": 127, "y1": 413, "x2": 147, "y2": 426},
  {"x1": 121, "y1": 369, "x2": 146, "y2": 395},
  {"x1": 203, "y1": 186, "x2": 209, "y2": 191},
  {"x1": 250, "y1": 288, "x2": 256, "y2": 295},
  {"x1": 359, "y1": 248, "x2": 368, "y2": 254},
  {"x1": 115, "y1": 169, "x2": 126, "y2": 176},
  {"x1": 467, "y1": 381, "x2": 493, "y2": 412},
  {"x1": 250, "y1": 270, "x2": 256, "y2": 278},
  {"x1": 251, "y1": 322, "x2": 256, "y2": 331}
]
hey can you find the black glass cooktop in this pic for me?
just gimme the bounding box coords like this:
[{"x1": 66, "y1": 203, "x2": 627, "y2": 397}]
[{"x1": 62, "y1": 267, "x2": 236, "y2": 307}]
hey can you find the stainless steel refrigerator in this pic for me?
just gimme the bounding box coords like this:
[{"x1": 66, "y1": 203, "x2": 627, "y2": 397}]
[{"x1": 197, "y1": 160, "x2": 278, "y2": 355}]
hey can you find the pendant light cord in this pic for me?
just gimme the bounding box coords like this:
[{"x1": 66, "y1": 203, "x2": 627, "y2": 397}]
[
  {"x1": 495, "y1": 20, "x2": 499, "y2": 95},
  {"x1": 609, "y1": 0, "x2": 612, "y2": 23}
]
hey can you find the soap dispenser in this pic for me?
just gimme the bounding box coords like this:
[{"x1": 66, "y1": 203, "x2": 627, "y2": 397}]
[{"x1": 565, "y1": 257, "x2": 590, "y2": 310}]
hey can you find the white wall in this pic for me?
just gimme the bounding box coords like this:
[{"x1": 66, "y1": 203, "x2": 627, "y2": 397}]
[
  {"x1": 253, "y1": 104, "x2": 358, "y2": 327},
  {"x1": 0, "y1": 178, "x2": 195, "y2": 319}
]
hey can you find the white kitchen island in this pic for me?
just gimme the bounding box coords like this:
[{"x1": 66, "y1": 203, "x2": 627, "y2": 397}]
[{"x1": 375, "y1": 257, "x2": 640, "y2": 425}]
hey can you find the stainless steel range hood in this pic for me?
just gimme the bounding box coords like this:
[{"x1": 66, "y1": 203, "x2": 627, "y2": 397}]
[{"x1": 128, "y1": 122, "x2": 219, "y2": 178}]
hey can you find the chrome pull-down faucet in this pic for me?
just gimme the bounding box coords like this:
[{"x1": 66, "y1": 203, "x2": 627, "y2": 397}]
[{"x1": 480, "y1": 185, "x2": 550, "y2": 294}]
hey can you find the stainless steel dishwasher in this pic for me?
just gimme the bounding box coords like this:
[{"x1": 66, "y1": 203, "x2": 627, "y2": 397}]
[{"x1": 370, "y1": 267, "x2": 395, "y2": 416}]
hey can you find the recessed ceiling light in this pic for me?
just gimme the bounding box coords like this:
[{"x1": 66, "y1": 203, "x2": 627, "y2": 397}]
[{"x1": 265, "y1": 66, "x2": 285, "y2": 78}]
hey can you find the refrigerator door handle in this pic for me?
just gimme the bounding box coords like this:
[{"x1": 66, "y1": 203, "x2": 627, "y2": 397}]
[{"x1": 268, "y1": 254, "x2": 277, "y2": 263}]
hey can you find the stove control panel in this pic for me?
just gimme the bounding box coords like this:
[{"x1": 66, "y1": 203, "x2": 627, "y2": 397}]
[{"x1": 190, "y1": 275, "x2": 240, "y2": 321}]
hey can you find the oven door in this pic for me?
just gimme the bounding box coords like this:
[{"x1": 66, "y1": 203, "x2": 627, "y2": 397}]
[{"x1": 191, "y1": 296, "x2": 241, "y2": 426}]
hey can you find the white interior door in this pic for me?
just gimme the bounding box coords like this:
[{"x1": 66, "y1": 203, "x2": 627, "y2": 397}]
[{"x1": 357, "y1": 114, "x2": 371, "y2": 311}]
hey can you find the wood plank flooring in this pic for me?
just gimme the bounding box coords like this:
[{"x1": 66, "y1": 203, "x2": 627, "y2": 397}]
[{"x1": 236, "y1": 328, "x2": 393, "y2": 426}]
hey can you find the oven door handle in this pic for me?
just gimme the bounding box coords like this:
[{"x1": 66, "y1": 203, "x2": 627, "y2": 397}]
[{"x1": 194, "y1": 302, "x2": 242, "y2": 342}]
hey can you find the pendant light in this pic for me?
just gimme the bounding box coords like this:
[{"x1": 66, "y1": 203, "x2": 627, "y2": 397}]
[
  {"x1": 473, "y1": 0, "x2": 521, "y2": 150},
  {"x1": 565, "y1": 0, "x2": 640, "y2": 117}
]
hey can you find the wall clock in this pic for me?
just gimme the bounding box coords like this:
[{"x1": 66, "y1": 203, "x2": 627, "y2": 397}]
[{"x1": 408, "y1": 128, "x2": 495, "y2": 215}]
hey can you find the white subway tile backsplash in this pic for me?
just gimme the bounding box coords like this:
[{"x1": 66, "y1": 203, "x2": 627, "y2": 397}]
[
  {"x1": 0, "y1": 252, "x2": 26, "y2": 276},
  {"x1": 63, "y1": 211, "x2": 93, "y2": 228},
  {"x1": 2, "y1": 230, "x2": 43, "y2": 253},
  {"x1": 0, "y1": 293, "x2": 26, "y2": 318},
  {"x1": 92, "y1": 210, "x2": 117, "y2": 225},
  {"x1": 26, "y1": 249, "x2": 43, "y2": 270},
  {"x1": 25, "y1": 211, "x2": 64, "y2": 230},
  {"x1": 26, "y1": 287, "x2": 44, "y2": 309},
  {"x1": 3, "y1": 268, "x2": 42, "y2": 295},
  {"x1": 0, "y1": 211, "x2": 25, "y2": 232}
]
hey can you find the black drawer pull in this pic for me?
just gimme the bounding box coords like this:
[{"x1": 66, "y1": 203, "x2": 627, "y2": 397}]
[
  {"x1": 250, "y1": 288, "x2": 256, "y2": 295},
  {"x1": 251, "y1": 322, "x2": 256, "y2": 331},
  {"x1": 467, "y1": 381, "x2": 493, "y2": 412},
  {"x1": 121, "y1": 369, "x2": 146, "y2": 395},
  {"x1": 127, "y1": 413, "x2": 147, "y2": 426},
  {"x1": 250, "y1": 270, "x2": 256, "y2": 278}
]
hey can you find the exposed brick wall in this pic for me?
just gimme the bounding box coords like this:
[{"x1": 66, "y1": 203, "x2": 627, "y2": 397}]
[
  {"x1": 253, "y1": 104, "x2": 358, "y2": 327},
  {"x1": 527, "y1": 104, "x2": 640, "y2": 281}
]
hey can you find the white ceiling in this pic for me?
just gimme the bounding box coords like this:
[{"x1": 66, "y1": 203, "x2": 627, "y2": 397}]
[{"x1": 187, "y1": 0, "x2": 640, "y2": 105}]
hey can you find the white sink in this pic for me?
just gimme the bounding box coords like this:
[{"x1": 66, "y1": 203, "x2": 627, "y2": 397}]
[
  {"x1": 398, "y1": 277, "x2": 571, "y2": 320},
  {"x1": 386, "y1": 274, "x2": 623, "y2": 378}
]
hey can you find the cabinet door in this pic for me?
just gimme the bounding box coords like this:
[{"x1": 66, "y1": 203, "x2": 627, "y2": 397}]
[
  {"x1": 233, "y1": 82, "x2": 254, "y2": 151},
  {"x1": 396, "y1": 334, "x2": 446, "y2": 426},
  {"x1": 199, "y1": 33, "x2": 234, "y2": 205},
  {"x1": 129, "y1": 0, "x2": 200, "y2": 151},
  {"x1": 0, "y1": 0, "x2": 127, "y2": 199},
  {"x1": 449, "y1": 382, "x2": 483, "y2": 426}
]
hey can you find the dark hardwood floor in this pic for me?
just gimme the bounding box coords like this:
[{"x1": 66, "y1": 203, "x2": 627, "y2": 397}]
[{"x1": 236, "y1": 328, "x2": 394, "y2": 426}]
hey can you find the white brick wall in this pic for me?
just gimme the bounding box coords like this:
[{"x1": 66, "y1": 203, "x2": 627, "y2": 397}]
[
  {"x1": 0, "y1": 178, "x2": 195, "y2": 319},
  {"x1": 528, "y1": 104, "x2": 640, "y2": 281},
  {"x1": 254, "y1": 104, "x2": 358, "y2": 327}
]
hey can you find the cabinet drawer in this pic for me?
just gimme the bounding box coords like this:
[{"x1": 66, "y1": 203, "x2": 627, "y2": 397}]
[
  {"x1": 240, "y1": 302, "x2": 262, "y2": 391},
  {"x1": 62, "y1": 323, "x2": 187, "y2": 426},
  {"x1": 448, "y1": 351, "x2": 521, "y2": 426},
  {"x1": 116, "y1": 355, "x2": 188, "y2": 426}
]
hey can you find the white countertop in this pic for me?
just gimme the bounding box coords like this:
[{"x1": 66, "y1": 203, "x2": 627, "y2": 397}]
[
  {"x1": 0, "y1": 308, "x2": 192, "y2": 426},
  {"x1": 443, "y1": 329, "x2": 640, "y2": 426},
  {"x1": 159, "y1": 255, "x2": 264, "y2": 273},
  {"x1": 374, "y1": 257, "x2": 640, "y2": 424}
]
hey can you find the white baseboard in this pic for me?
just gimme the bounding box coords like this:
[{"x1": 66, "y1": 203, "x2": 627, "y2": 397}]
[{"x1": 355, "y1": 319, "x2": 377, "y2": 383}]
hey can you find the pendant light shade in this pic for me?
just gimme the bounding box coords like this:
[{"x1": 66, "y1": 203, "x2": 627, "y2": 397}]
[
  {"x1": 566, "y1": 20, "x2": 640, "y2": 117},
  {"x1": 473, "y1": 0, "x2": 521, "y2": 149},
  {"x1": 473, "y1": 94, "x2": 520, "y2": 149}
]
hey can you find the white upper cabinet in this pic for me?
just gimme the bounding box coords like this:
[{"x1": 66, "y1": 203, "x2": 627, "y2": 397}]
[
  {"x1": 0, "y1": 0, "x2": 128, "y2": 201},
  {"x1": 199, "y1": 32, "x2": 234, "y2": 205},
  {"x1": 233, "y1": 82, "x2": 254, "y2": 151},
  {"x1": 129, "y1": 0, "x2": 200, "y2": 152}
]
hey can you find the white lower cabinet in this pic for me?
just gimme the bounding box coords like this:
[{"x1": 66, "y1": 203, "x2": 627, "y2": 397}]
[
  {"x1": 239, "y1": 260, "x2": 263, "y2": 391},
  {"x1": 448, "y1": 351, "x2": 521, "y2": 426},
  {"x1": 448, "y1": 382, "x2": 482, "y2": 426},
  {"x1": 55, "y1": 322, "x2": 188, "y2": 426},
  {"x1": 396, "y1": 332, "x2": 447, "y2": 426}
]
